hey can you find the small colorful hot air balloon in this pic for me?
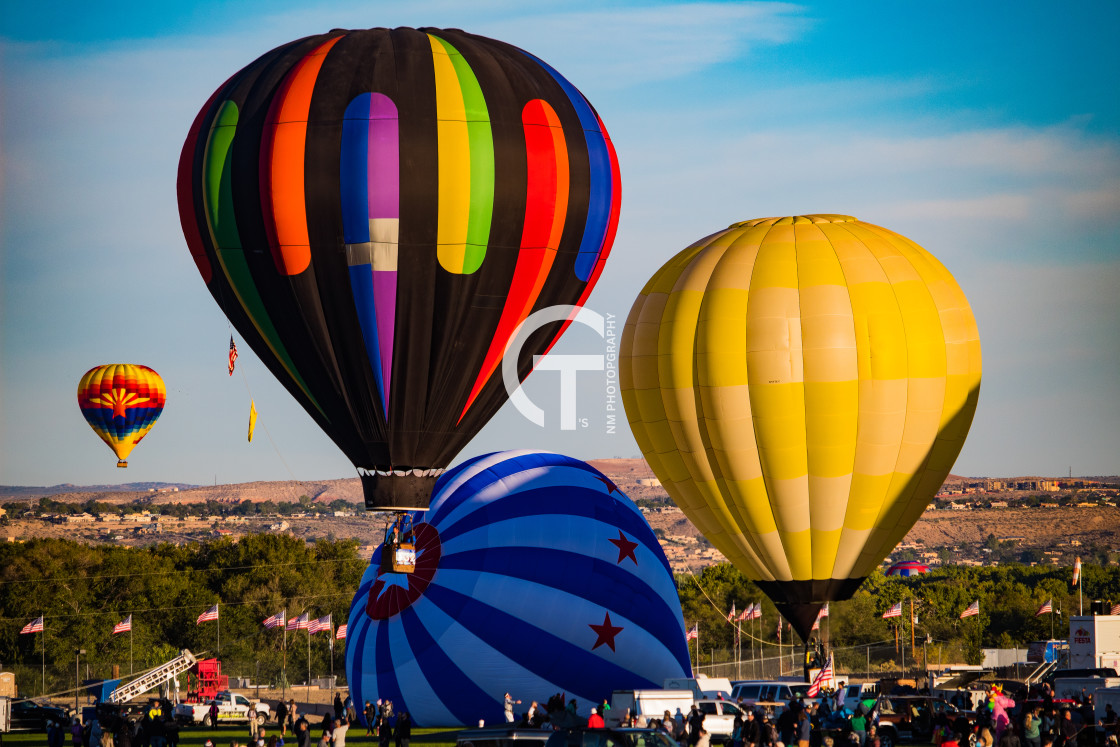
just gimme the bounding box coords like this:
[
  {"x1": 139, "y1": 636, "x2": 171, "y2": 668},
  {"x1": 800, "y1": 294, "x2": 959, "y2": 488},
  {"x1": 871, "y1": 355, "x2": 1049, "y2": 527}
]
[
  {"x1": 886, "y1": 560, "x2": 931, "y2": 577},
  {"x1": 77, "y1": 364, "x2": 166, "y2": 467},
  {"x1": 344, "y1": 451, "x2": 691, "y2": 726},
  {"x1": 177, "y1": 27, "x2": 620, "y2": 510},
  {"x1": 621, "y1": 215, "x2": 981, "y2": 639}
]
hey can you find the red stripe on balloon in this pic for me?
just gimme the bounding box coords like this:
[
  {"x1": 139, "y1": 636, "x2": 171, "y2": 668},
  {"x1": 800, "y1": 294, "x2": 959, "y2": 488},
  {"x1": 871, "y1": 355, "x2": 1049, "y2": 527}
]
[
  {"x1": 457, "y1": 99, "x2": 570, "y2": 424},
  {"x1": 539, "y1": 111, "x2": 621, "y2": 359}
]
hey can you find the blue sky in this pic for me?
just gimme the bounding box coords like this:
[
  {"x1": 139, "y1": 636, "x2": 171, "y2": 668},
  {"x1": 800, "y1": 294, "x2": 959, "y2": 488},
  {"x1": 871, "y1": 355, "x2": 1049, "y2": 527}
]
[{"x1": 2, "y1": 1, "x2": 1118, "y2": 487}]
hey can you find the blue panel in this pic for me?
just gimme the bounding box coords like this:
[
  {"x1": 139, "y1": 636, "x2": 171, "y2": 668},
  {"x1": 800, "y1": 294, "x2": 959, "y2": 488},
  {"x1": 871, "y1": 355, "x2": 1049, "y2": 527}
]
[
  {"x1": 348, "y1": 264, "x2": 385, "y2": 408},
  {"x1": 341, "y1": 94, "x2": 372, "y2": 244}
]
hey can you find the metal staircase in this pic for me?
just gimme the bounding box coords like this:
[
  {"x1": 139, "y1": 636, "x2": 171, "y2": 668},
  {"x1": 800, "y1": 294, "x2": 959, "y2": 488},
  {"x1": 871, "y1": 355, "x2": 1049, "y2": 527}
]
[
  {"x1": 107, "y1": 649, "x2": 198, "y2": 703},
  {"x1": 1025, "y1": 659, "x2": 1058, "y2": 686}
]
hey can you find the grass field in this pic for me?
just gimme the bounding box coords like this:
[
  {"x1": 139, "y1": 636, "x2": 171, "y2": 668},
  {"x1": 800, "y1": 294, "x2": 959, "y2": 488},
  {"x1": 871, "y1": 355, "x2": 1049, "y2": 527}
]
[{"x1": 0, "y1": 725, "x2": 462, "y2": 746}]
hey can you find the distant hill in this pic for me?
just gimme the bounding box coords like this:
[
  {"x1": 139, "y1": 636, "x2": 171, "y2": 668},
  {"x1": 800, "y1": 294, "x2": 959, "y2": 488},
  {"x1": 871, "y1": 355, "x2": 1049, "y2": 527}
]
[{"x1": 0, "y1": 482, "x2": 198, "y2": 500}]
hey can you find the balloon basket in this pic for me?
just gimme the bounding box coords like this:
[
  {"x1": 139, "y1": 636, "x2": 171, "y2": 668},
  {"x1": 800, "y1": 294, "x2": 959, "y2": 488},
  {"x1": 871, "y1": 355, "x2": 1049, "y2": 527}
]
[{"x1": 117, "y1": 460, "x2": 128, "y2": 468}]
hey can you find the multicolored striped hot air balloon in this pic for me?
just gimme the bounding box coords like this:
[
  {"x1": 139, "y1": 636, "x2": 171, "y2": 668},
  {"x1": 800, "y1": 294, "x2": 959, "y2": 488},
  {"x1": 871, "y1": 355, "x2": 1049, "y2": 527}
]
[
  {"x1": 77, "y1": 364, "x2": 166, "y2": 467},
  {"x1": 177, "y1": 28, "x2": 620, "y2": 510},
  {"x1": 621, "y1": 215, "x2": 981, "y2": 639},
  {"x1": 343, "y1": 451, "x2": 691, "y2": 727}
]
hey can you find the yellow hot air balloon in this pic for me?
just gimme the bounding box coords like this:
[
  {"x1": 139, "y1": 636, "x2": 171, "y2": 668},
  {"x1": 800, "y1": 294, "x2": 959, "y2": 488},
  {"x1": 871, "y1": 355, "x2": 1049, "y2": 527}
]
[{"x1": 620, "y1": 215, "x2": 981, "y2": 637}]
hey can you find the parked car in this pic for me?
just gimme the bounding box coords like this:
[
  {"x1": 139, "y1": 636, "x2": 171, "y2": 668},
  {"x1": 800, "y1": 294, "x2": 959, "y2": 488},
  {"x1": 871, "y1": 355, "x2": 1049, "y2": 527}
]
[
  {"x1": 874, "y1": 695, "x2": 972, "y2": 747},
  {"x1": 172, "y1": 690, "x2": 270, "y2": 726},
  {"x1": 694, "y1": 700, "x2": 746, "y2": 742},
  {"x1": 606, "y1": 690, "x2": 693, "y2": 728},
  {"x1": 7, "y1": 699, "x2": 69, "y2": 731}
]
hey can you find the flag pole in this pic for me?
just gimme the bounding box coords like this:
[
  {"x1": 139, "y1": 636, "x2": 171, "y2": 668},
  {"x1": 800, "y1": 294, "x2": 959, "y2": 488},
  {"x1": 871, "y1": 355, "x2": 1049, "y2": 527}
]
[
  {"x1": 283, "y1": 612, "x2": 288, "y2": 700},
  {"x1": 307, "y1": 622, "x2": 312, "y2": 705},
  {"x1": 217, "y1": 603, "x2": 221, "y2": 658},
  {"x1": 42, "y1": 613, "x2": 46, "y2": 696},
  {"x1": 130, "y1": 619, "x2": 134, "y2": 675}
]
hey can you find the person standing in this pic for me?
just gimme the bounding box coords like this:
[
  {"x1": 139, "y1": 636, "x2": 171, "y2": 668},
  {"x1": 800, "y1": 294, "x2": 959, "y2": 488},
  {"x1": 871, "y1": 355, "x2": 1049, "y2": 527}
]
[
  {"x1": 379, "y1": 708, "x2": 393, "y2": 747},
  {"x1": 248, "y1": 707, "x2": 258, "y2": 742},
  {"x1": 275, "y1": 701, "x2": 288, "y2": 739},
  {"x1": 294, "y1": 712, "x2": 311, "y2": 747},
  {"x1": 588, "y1": 708, "x2": 605, "y2": 729},
  {"x1": 688, "y1": 705, "x2": 704, "y2": 746},
  {"x1": 394, "y1": 712, "x2": 411, "y2": 747},
  {"x1": 796, "y1": 709, "x2": 811, "y2": 747},
  {"x1": 334, "y1": 716, "x2": 351, "y2": 747},
  {"x1": 365, "y1": 702, "x2": 378, "y2": 736},
  {"x1": 505, "y1": 693, "x2": 522, "y2": 723},
  {"x1": 334, "y1": 693, "x2": 345, "y2": 722},
  {"x1": 1023, "y1": 708, "x2": 1041, "y2": 747}
]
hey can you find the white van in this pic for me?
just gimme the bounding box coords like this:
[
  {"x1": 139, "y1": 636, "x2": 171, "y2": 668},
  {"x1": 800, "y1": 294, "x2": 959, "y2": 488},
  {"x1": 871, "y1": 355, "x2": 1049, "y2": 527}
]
[
  {"x1": 730, "y1": 680, "x2": 812, "y2": 708},
  {"x1": 606, "y1": 689, "x2": 694, "y2": 728},
  {"x1": 664, "y1": 675, "x2": 734, "y2": 700}
]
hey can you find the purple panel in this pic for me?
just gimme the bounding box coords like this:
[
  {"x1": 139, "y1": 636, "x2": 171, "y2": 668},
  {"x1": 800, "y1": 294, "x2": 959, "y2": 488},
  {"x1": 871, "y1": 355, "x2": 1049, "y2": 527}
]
[
  {"x1": 374, "y1": 270, "x2": 397, "y2": 405},
  {"x1": 369, "y1": 93, "x2": 399, "y2": 220}
]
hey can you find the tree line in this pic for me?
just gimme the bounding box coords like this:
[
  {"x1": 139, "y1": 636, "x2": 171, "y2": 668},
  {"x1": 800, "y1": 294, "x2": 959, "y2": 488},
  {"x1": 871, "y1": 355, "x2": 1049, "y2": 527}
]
[{"x1": 1, "y1": 536, "x2": 1118, "y2": 696}]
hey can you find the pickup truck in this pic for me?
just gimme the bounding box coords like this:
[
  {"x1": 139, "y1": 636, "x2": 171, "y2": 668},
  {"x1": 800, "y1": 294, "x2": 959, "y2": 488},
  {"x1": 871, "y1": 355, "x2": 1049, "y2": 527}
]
[
  {"x1": 694, "y1": 700, "x2": 746, "y2": 743},
  {"x1": 173, "y1": 691, "x2": 270, "y2": 726}
]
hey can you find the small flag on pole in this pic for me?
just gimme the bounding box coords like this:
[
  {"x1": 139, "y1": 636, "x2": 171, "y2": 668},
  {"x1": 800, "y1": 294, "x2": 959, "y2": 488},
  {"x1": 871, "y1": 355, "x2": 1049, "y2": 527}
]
[
  {"x1": 686, "y1": 624, "x2": 698, "y2": 641},
  {"x1": 1111, "y1": 602, "x2": 1120, "y2": 616},
  {"x1": 737, "y1": 604, "x2": 752, "y2": 622},
  {"x1": 727, "y1": 603, "x2": 736, "y2": 623},
  {"x1": 197, "y1": 605, "x2": 219, "y2": 625},
  {"x1": 263, "y1": 610, "x2": 286, "y2": 629},
  {"x1": 20, "y1": 616, "x2": 44, "y2": 634},
  {"x1": 820, "y1": 603, "x2": 830, "y2": 618},
  {"x1": 960, "y1": 600, "x2": 980, "y2": 619},
  {"x1": 1072, "y1": 557, "x2": 1081, "y2": 586},
  {"x1": 1036, "y1": 599, "x2": 1053, "y2": 616},
  {"x1": 248, "y1": 400, "x2": 258, "y2": 443},
  {"x1": 308, "y1": 614, "x2": 332, "y2": 635},
  {"x1": 336, "y1": 623, "x2": 348, "y2": 640},
  {"x1": 882, "y1": 602, "x2": 903, "y2": 619},
  {"x1": 228, "y1": 336, "x2": 238, "y2": 376},
  {"x1": 112, "y1": 615, "x2": 132, "y2": 635},
  {"x1": 807, "y1": 653, "x2": 834, "y2": 697},
  {"x1": 286, "y1": 612, "x2": 311, "y2": 631},
  {"x1": 811, "y1": 609, "x2": 822, "y2": 631}
]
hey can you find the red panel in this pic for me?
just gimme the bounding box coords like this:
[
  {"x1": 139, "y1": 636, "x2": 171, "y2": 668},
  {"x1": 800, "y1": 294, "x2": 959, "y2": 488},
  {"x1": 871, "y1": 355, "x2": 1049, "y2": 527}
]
[{"x1": 457, "y1": 100, "x2": 569, "y2": 423}]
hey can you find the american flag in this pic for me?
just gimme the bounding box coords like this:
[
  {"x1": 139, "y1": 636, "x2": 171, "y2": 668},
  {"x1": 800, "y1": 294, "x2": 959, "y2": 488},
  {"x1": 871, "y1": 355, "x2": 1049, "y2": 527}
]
[
  {"x1": 196, "y1": 605, "x2": 219, "y2": 624},
  {"x1": 308, "y1": 614, "x2": 332, "y2": 635},
  {"x1": 286, "y1": 612, "x2": 311, "y2": 631},
  {"x1": 686, "y1": 624, "x2": 698, "y2": 641},
  {"x1": 807, "y1": 653, "x2": 834, "y2": 697},
  {"x1": 737, "y1": 603, "x2": 753, "y2": 622},
  {"x1": 882, "y1": 602, "x2": 903, "y2": 619},
  {"x1": 811, "y1": 610, "x2": 821, "y2": 631},
  {"x1": 960, "y1": 600, "x2": 980, "y2": 619},
  {"x1": 777, "y1": 618, "x2": 782, "y2": 643},
  {"x1": 1072, "y1": 557, "x2": 1081, "y2": 586},
  {"x1": 336, "y1": 623, "x2": 348, "y2": 640},
  {"x1": 262, "y1": 610, "x2": 286, "y2": 629},
  {"x1": 751, "y1": 604, "x2": 762, "y2": 620},
  {"x1": 112, "y1": 615, "x2": 132, "y2": 635},
  {"x1": 1111, "y1": 602, "x2": 1120, "y2": 616},
  {"x1": 20, "y1": 616, "x2": 44, "y2": 634},
  {"x1": 228, "y1": 336, "x2": 238, "y2": 376},
  {"x1": 727, "y1": 603, "x2": 736, "y2": 623},
  {"x1": 820, "y1": 603, "x2": 830, "y2": 618},
  {"x1": 1036, "y1": 599, "x2": 1053, "y2": 616}
]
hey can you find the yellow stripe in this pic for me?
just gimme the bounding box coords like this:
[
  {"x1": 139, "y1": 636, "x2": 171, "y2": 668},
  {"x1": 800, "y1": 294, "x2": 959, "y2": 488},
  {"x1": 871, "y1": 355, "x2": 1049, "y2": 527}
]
[{"x1": 429, "y1": 35, "x2": 471, "y2": 273}]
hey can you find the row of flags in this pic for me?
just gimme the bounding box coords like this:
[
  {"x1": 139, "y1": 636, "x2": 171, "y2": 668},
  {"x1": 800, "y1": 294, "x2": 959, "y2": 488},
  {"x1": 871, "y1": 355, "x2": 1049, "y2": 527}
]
[{"x1": 18, "y1": 608, "x2": 347, "y2": 640}]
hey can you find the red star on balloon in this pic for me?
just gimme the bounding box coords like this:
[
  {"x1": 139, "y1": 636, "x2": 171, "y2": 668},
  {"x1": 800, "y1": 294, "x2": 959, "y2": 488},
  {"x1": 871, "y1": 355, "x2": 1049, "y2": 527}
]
[
  {"x1": 594, "y1": 474, "x2": 619, "y2": 493},
  {"x1": 608, "y1": 530, "x2": 638, "y2": 565},
  {"x1": 589, "y1": 611, "x2": 623, "y2": 652}
]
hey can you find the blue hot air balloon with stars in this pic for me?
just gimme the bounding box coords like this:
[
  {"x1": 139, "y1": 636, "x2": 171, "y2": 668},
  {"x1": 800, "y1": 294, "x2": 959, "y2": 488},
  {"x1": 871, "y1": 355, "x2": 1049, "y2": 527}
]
[{"x1": 344, "y1": 450, "x2": 691, "y2": 727}]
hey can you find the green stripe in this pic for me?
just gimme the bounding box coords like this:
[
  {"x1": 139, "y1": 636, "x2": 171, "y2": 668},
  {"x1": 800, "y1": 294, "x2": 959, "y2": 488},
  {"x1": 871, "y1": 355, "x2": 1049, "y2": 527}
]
[
  {"x1": 436, "y1": 35, "x2": 494, "y2": 274},
  {"x1": 201, "y1": 101, "x2": 324, "y2": 417}
]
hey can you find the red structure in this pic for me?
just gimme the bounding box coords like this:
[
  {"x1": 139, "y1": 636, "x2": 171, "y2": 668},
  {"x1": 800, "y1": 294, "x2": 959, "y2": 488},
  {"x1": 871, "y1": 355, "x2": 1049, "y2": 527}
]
[{"x1": 184, "y1": 659, "x2": 228, "y2": 702}]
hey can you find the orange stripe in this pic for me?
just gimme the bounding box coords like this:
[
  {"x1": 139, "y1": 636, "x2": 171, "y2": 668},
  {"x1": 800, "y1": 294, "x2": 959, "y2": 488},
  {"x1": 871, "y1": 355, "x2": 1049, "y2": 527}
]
[{"x1": 263, "y1": 36, "x2": 342, "y2": 275}]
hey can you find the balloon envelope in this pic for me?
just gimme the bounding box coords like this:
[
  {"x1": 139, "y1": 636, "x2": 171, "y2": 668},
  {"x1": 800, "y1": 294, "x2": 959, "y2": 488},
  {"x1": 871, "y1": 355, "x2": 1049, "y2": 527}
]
[
  {"x1": 620, "y1": 215, "x2": 981, "y2": 637},
  {"x1": 344, "y1": 451, "x2": 691, "y2": 726},
  {"x1": 77, "y1": 364, "x2": 166, "y2": 467},
  {"x1": 886, "y1": 561, "x2": 931, "y2": 577},
  {"x1": 177, "y1": 27, "x2": 620, "y2": 509}
]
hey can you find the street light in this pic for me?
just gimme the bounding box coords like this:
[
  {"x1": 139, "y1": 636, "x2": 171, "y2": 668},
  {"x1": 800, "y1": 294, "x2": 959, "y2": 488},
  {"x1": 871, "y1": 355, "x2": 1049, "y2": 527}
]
[{"x1": 75, "y1": 649, "x2": 86, "y2": 716}]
